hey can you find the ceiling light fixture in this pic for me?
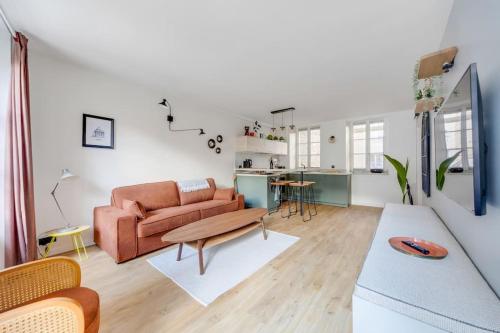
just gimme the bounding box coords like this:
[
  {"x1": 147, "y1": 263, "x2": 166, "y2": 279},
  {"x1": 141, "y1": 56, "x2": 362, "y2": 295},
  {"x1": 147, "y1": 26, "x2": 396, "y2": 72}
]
[
  {"x1": 159, "y1": 98, "x2": 206, "y2": 135},
  {"x1": 269, "y1": 107, "x2": 296, "y2": 130},
  {"x1": 271, "y1": 113, "x2": 276, "y2": 132}
]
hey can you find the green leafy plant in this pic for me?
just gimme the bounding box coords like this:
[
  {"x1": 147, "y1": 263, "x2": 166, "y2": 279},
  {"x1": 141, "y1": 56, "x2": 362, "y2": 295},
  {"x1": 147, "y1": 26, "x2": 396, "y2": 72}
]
[
  {"x1": 436, "y1": 151, "x2": 461, "y2": 191},
  {"x1": 266, "y1": 134, "x2": 274, "y2": 140},
  {"x1": 384, "y1": 154, "x2": 413, "y2": 204}
]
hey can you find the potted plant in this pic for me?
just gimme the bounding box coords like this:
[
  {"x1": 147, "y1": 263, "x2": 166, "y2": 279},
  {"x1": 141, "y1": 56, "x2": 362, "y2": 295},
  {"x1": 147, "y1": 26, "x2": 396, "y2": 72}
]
[
  {"x1": 253, "y1": 121, "x2": 262, "y2": 135},
  {"x1": 384, "y1": 154, "x2": 414, "y2": 205}
]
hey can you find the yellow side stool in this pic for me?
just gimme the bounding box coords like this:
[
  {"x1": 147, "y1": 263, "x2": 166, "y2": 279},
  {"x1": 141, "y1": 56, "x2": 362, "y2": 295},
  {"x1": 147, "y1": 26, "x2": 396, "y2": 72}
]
[{"x1": 39, "y1": 225, "x2": 90, "y2": 261}]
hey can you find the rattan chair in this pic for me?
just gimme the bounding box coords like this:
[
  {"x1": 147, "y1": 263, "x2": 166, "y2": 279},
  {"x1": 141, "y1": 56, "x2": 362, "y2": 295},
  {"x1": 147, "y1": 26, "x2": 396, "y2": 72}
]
[{"x1": 0, "y1": 257, "x2": 98, "y2": 333}]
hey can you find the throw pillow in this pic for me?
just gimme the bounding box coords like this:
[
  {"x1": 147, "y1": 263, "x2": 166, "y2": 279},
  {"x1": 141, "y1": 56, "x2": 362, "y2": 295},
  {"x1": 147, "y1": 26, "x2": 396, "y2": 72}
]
[
  {"x1": 122, "y1": 199, "x2": 146, "y2": 219},
  {"x1": 213, "y1": 188, "x2": 235, "y2": 201}
]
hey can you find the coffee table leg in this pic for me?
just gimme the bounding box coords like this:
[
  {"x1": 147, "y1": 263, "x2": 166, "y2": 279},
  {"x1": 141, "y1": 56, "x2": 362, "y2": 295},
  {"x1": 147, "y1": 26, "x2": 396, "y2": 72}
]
[
  {"x1": 197, "y1": 240, "x2": 205, "y2": 275},
  {"x1": 260, "y1": 217, "x2": 267, "y2": 240},
  {"x1": 177, "y1": 243, "x2": 183, "y2": 261}
]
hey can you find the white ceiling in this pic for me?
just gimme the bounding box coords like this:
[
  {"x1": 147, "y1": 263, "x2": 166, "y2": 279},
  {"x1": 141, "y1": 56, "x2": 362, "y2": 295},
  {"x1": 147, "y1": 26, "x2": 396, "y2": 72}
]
[{"x1": 1, "y1": 0, "x2": 454, "y2": 125}]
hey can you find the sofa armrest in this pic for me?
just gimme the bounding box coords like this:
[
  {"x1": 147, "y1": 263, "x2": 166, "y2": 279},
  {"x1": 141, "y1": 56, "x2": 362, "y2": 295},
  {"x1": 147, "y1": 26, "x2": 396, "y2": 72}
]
[
  {"x1": 94, "y1": 205, "x2": 137, "y2": 263},
  {"x1": 0, "y1": 297, "x2": 85, "y2": 333},
  {"x1": 235, "y1": 193, "x2": 245, "y2": 210}
]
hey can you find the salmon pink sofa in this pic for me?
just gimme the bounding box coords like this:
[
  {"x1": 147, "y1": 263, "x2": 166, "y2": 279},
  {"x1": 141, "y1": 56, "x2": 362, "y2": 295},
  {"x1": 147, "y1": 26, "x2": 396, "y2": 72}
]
[{"x1": 93, "y1": 178, "x2": 244, "y2": 263}]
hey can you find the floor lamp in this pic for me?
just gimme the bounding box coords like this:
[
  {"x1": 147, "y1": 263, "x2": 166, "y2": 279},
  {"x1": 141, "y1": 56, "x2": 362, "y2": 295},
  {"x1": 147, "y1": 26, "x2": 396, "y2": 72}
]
[{"x1": 48, "y1": 169, "x2": 78, "y2": 233}]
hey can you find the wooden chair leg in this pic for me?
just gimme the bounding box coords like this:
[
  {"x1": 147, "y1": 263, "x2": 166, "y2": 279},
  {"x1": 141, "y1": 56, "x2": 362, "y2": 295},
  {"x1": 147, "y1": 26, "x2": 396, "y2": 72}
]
[
  {"x1": 197, "y1": 240, "x2": 205, "y2": 275},
  {"x1": 260, "y1": 217, "x2": 268, "y2": 240}
]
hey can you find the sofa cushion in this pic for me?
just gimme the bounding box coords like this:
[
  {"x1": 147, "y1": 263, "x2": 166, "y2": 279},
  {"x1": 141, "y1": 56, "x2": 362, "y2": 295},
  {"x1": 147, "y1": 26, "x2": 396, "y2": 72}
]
[
  {"x1": 213, "y1": 188, "x2": 235, "y2": 201},
  {"x1": 112, "y1": 181, "x2": 180, "y2": 211},
  {"x1": 196, "y1": 199, "x2": 239, "y2": 219},
  {"x1": 122, "y1": 199, "x2": 146, "y2": 219},
  {"x1": 137, "y1": 199, "x2": 239, "y2": 237},
  {"x1": 177, "y1": 178, "x2": 216, "y2": 206},
  {"x1": 138, "y1": 205, "x2": 201, "y2": 237},
  {"x1": 20, "y1": 287, "x2": 99, "y2": 331}
]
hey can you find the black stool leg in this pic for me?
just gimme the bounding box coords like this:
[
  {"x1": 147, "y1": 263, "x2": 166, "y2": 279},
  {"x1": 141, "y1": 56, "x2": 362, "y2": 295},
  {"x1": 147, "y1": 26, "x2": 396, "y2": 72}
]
[
  {"x1": 281, "y1": 185, "x2": 291, "y2": 218},
  {"x1": 268, "y1": 184, "x2": 281, "y2": 215},
  {"x1": 311, "y1": 185, "x2": 318, "y2": 216},
  {"x1": 302, "y1": 186, "x2": 312, "y2": 222}
]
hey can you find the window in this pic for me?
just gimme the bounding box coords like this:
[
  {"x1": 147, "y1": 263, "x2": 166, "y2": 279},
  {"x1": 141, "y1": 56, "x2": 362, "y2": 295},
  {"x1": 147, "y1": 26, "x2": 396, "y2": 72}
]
[
  {"x1": 298, "y1": 129, "x2": 308, "y2": 168},
  {"x1": 350, "y1": 120, "x2": 385, "y2": 172},
  {"x1": 310, "y1": 128, "x2": 321, "y2": 167},
  {"x1": 444, "y1": 110, "x2": 473, "y2": 169},
  {"x1": 290, "y1": 127, "x2": 321, "y2": 168},
  {"x1": 289, "y1": 132, "x2": 296, "y2": 169}
]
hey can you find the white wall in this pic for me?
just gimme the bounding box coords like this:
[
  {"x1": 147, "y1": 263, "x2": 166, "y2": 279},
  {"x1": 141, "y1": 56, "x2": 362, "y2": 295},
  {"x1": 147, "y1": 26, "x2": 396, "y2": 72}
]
[
  {"x1": 417, "y1": 0, "x2": 500, "y2": 295},
  {"x1": 0, "y1": 22, "x2": 11, "y2": 269},
  {"x1": 29, "y1": 52, "x2": 246, "y2": 255},
  {"x1": 321, "y1": 110, "x2": 417, "y2": 207}
]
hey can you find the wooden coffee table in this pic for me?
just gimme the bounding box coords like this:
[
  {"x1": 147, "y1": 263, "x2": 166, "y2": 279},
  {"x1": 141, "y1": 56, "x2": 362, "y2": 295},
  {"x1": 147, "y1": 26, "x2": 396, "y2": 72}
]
[{"x1": 161, "y1": 208, "x2": 268, "y2": 275}]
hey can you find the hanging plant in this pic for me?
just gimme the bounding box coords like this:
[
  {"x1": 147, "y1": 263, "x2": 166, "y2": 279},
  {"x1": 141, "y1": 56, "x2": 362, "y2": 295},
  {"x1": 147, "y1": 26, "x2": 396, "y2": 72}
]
[
  {"x1": 412, "y1": 62, "x2": 422, "y2": 101},
  {"x1": 253, "y1": 121, "x2": 262, "y2": 134},
  {"x1": 413, "y1": 61, "x2": 441, "y2": 101}
]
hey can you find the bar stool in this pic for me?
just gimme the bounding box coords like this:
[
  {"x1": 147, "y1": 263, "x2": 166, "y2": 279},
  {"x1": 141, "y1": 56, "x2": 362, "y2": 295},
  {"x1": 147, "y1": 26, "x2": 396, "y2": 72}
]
[
  {"x1": 288, "y1": 181, "x2": 318, "y2": 222},
  {"x1": 304, "y1": 181, "x2": 318, "y2": 217},
  {"x1": 270, "y1": 180, "x2": 295, "y2": 218}
]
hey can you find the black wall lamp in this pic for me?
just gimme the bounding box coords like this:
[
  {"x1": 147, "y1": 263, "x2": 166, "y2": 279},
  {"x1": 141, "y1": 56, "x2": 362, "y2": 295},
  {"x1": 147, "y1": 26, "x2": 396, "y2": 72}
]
[{"x1": 159, "y1": 98, "x2": 206, "y2": 135}]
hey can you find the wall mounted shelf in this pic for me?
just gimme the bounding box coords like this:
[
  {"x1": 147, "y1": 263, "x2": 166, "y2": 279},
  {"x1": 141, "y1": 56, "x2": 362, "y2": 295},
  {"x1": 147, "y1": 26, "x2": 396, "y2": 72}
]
[{"x1": 417, "y1": 46, "x2": 458, "y2": 79}]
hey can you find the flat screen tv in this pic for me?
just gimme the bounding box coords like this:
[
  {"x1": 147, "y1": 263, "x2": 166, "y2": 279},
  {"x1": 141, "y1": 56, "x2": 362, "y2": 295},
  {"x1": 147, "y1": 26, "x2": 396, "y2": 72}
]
[{"x1": 434, "y1": 63, "x2": 486, "y2": 216}]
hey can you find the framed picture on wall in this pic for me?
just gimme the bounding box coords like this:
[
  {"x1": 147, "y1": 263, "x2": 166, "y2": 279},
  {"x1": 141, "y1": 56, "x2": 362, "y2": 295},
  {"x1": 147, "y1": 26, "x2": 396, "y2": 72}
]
[{"x1": 82, "y1": 114, "x2": 115, "y2": 149}]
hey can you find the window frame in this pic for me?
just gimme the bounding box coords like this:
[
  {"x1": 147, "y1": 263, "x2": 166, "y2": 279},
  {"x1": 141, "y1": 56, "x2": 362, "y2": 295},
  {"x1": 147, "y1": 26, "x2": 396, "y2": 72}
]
[{"x1": 348, "y1": 118, "x2": 386, "y2": 174}]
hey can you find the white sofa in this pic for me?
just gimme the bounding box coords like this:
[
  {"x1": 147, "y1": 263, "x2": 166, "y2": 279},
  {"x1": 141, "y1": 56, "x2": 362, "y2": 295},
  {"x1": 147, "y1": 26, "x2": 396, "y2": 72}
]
[{"x1": 353, "y1": 203, "x2": 500, "y2": 333}]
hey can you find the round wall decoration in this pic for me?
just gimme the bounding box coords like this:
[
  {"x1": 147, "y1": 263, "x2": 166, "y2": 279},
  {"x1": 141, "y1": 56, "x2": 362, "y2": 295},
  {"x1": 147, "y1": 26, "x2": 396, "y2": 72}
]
[
  {"x1": 215, "y1": 147, "x2": 221, "y2": 154},
  {"x1": 328, "y1": 135, "x2": 336, "y2": 143},
  {"x1": 208, "y1": 139, "x2": 216, "y2": 149},
  {"x1": 216, "y1": 135, "x2": 223, "y2": 143}
]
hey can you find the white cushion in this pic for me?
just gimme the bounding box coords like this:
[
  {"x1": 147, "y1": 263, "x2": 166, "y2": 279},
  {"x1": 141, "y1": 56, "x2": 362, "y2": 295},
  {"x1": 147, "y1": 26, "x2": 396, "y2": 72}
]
[{"x1": 354, "y1": 203, "x2": 500, "y2": 333}]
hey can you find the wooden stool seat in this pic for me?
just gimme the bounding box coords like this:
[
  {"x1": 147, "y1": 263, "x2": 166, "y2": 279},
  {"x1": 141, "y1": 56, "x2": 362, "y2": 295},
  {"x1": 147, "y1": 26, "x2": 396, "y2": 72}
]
[{"x1": 289, "y1": 181, "x2": 315, "y2": 187}]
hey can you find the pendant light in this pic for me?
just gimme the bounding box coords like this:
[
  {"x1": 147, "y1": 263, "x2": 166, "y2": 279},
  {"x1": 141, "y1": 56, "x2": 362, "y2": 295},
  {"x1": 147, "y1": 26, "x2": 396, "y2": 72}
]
[
  {"x1": 271, "y1": 113, "x2": 276, "y2": 132},
  {"x1": 289, "y1": 109, "x2": 296, "y2": 130}
]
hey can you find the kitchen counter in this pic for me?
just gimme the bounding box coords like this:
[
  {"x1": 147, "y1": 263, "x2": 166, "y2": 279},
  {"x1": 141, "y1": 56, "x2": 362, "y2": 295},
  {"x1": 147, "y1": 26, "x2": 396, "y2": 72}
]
[
  {"x1": 235, "y1": 169, "x2": 351, "y2": 209},
  {"x1": 234, "y1": 168, "x2": 351, "y2": 177}
]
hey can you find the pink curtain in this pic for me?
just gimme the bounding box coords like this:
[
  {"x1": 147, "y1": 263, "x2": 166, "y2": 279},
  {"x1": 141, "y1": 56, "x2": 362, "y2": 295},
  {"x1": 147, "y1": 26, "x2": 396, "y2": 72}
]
[{"x1": 4, "y1": 32, "x2": 37, "y2": 267}]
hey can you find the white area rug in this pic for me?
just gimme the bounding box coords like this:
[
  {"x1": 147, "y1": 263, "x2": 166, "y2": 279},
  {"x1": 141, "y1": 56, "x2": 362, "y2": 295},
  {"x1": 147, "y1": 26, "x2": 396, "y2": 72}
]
[{"x1": 147, "y1": 229, "x2": 299, "y2": 306}]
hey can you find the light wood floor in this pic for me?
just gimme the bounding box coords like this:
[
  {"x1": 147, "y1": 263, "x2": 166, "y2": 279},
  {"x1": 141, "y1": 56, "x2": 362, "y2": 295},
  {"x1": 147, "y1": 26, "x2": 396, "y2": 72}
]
[{"x1": 74, "y1": 205, "x2": 381, "y2": 333}]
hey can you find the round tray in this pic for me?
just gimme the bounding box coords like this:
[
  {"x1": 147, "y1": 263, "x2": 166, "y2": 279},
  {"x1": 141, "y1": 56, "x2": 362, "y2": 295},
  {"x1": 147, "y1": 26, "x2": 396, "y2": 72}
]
[{"x1": 389, "y1": 237, "x2": 448, "y2": 259}]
